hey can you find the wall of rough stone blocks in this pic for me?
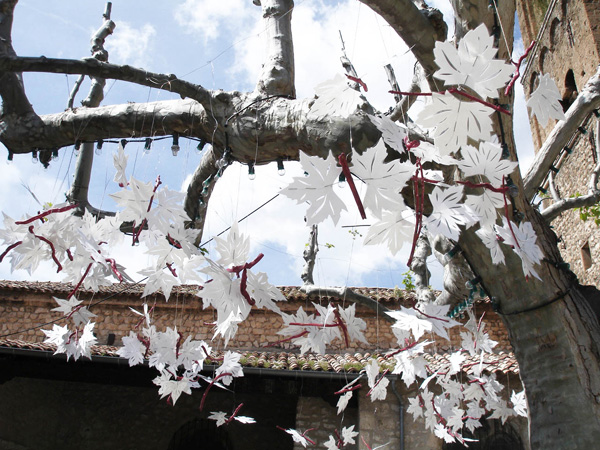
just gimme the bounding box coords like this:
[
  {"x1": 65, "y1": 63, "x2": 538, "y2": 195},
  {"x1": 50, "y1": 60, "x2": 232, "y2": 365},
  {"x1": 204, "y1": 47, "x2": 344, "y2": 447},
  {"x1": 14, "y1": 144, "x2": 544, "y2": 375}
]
[
  {"x1": 519, "y1": 0, "x2": 600, "y2": 287},
  {"x1": 357, "y1": 385, "x2": 405, "y2": 450},
  {"x1": 293, "y1": 396, "x2": 358, "y2": 450},
  {"x1": 0, "y1": 288, "x2": 514, "y2": 354}
]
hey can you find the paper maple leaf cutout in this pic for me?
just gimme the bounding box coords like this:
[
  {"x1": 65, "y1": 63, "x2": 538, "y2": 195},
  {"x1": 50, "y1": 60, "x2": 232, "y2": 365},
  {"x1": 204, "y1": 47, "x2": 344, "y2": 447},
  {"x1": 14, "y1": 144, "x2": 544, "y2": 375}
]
[
  {"x1": 216, "y1": 351, "x2": 244, "y2": 385},
  {"x1": 527, "y1": 73, "x2": 566, "y2": 126},
  {"x1": 153, "y1": 369, "x2": 192, "y2": 405},
  {"x1": 433, "y1": 23, "x2": 514, "y2": 99},
  {"x1": 457, "y1": 142, "x2": 518, "y2": 187},
  {"x1": 283, "y1": 428, "x2": 313, "y2": 448},
  {"x1": 309, "y1": 73, "x2": 365, "y2": 119},
  {"x1": 368, "y1": 114, "x2": 408, "y2": 153},
  {"x1": 511, "y1": 390, "x2": 528, "y2": 418},
  {"x1": 366, "y1": 359, "x2": 389, "y2": 401},
  {"x1": 117, "y1": 331, "x2": 146, "y2": 366},
  {"x1": 336, "y1": 304, "x2": 368, "y2": 345},
  {"x1": 246, "y1": 270, "x2": 285, "y2": 313},
  {"x1": 476, "y1": 225, "x2": 506, "y2": 264},
  {"x1": 52, "y1": 296, "x2": 96, "y2": 327},
  {"x1": 280, "y1": 151, "x2": 346, "y2": 226},
  {"x1": 466, "y1": 190, "x2": 505, "y2": 227},
  {"x1": 113, "y1": 142, "x2": 129, "y2": 186},
  {"x1": 350, "y1": 142, "x2": 413, "y2": 218},
  {"x1": 208, "y1": 411, "x2": 256, "y2": 427},
  {"x1": 337, "y1": 391, "x2": 353, "y2": 414},
  {"x1": 416, "y1": 92, "x2": 494, "y2": 156},
  {"x1": 495, "y1": 218, "x2": 543, "y2": 280},
  {"x1": 213, "y1": 221, "x2": 250, "y2": 268},
  {"x1": 363, "y1": 208, "x2": 415, "y2": 255},
  {"x1": 110, "y1": 176, "x2": 155, "y2": 223},
  {"x1": 425, "y1": 185, "x2": 478, "y2": 241}
]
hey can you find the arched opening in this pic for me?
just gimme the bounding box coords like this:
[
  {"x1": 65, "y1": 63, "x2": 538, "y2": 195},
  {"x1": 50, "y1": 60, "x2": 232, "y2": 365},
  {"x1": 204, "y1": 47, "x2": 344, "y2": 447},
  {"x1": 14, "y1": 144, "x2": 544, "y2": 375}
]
[
  {"x1": 539, "y1": 47, "x2": 549, "y2": 73},
  {"x1": 168, "y1": 419, "x2": 232, "y2": 450},
  {"x1": 529, "y1": 71, "x2": 540, "y2": 95},
  {"x1": 549, "y1": 18, "x2": 561, "y2": 49},
  {"x1": 560, "y1": 69, "x2": 578, "y2": 112}
]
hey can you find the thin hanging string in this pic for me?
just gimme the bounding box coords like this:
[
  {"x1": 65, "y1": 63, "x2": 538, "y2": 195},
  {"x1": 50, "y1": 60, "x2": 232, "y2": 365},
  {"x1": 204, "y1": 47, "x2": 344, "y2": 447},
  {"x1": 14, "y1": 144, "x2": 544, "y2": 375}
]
[{"x1": 491, "y1": 0, "x2": 512, "y2": 56}]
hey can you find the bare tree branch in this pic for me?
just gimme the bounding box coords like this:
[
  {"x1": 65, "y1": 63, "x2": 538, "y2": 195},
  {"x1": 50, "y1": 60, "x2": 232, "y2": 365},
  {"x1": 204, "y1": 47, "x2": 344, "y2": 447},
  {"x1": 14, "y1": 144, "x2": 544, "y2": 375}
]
[
  {"x1": 409, "y1": 234, "x2": 436, "y2": 302},
  {"x1": 254, "y1": 0, "x2": 295, "y2": 98},
  {"x1": 0, "y1": 56, "x2": 215, "y2": 108},
  {"x1": 66, "y1": 3, "x2": 116, "y2": 218},
  {"x1": 0, "y1": 0, "x2": 33, "y2": 116},
  {"x1": 359, "y1": 0, "x2": 446, "y2": 87},
  {"x1": 524, "y1": 66, "x2": 600, "y2": 200},
  {"x1": 301, "y1": 224, "x2": 318, "y2": 286}
]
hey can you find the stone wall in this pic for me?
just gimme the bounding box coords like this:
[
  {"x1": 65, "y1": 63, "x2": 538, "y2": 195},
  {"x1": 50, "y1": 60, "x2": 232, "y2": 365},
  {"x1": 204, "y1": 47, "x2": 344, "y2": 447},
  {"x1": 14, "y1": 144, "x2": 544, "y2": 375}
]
[
  {"x1": 0, "y1": 284, "x2": 514, "y2": 353},
  {"x1": 519, "y1": 0, "x2": 600, "y2": 287}
]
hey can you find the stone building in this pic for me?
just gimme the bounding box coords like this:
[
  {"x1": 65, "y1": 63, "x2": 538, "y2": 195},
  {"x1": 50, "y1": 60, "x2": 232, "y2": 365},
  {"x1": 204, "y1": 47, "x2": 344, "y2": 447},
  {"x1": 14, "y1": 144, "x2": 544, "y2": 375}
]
[
  {"x1": 0, "y1": 281, "x2": 527, "y2": 450},
  {"x1": 517, "y1": 0, "x2": 600, "y2": 286}
]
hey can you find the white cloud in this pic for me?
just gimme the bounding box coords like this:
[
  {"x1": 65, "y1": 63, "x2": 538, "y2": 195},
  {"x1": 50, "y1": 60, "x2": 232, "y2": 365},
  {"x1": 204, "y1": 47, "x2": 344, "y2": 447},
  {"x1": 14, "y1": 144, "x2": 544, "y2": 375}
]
[
  {"x1": 232, "y1": 0, "x2": 415, "y2": 111},
  {"x1": 174, "y1": 0, "x2": 255, "y2": 43},
  {"x1": 106, "y1": 22, "x2": 157, "y2": 68}
]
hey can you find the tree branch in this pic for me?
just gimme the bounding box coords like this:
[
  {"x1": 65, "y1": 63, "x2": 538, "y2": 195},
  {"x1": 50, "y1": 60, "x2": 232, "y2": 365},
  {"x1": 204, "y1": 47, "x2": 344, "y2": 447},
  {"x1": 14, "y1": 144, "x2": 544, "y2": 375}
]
[
  {"x1": 0, "y1": 56, "x2": 215, "y2": 108},
  {"x1": 0, "y1": 0, "x2": 34, "y2": 116},
  {"x1": 409, "y1": 234, "x2": 436, "y2": 302},
  {"x1": 359, "y1": 0, "x2": 446, "y2": 87},
  {"x1": 301, "y1": 224, "x2": 318, "y2": 286},
  {"x1": 185, "y1": 145, "x2": 221, "y2": 236},
  {"x1": 524, "y1": 66, "x2": 600, "y2": 200},
  {"x1": 255, "y1": 0, "x2": 295, "y2": 98}
]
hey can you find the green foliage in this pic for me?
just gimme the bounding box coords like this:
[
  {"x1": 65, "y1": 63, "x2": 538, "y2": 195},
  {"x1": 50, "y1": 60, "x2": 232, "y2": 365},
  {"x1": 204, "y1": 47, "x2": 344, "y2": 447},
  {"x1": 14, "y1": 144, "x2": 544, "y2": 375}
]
[
  {"x1": 324, "y1": 242, "x2": 335, "y2": 249},
  {"x1": 401, "y1": 270, "x2": 415, "y2": 292},
  {"x1": 348, "y1": 228, "x2": 362, "y2": 240},
  {"x1": 573, "y1": 193, "x2": 600, "y2": 226}
]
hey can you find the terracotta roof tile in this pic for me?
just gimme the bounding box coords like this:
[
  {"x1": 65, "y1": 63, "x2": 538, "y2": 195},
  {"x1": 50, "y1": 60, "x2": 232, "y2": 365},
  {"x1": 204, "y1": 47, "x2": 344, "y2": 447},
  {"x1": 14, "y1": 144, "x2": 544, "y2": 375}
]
[
  {"x1": 0, "y1": 280, "x2": 410, "y2": 304},
  {"x1": 0, "y1": 338, "x2": 519, "y2": 375}
]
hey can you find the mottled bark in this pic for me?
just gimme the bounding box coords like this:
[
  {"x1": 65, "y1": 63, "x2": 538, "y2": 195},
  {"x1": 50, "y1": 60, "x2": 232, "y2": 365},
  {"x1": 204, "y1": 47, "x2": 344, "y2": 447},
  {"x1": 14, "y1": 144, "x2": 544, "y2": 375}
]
[{"x1": 301, "y1": 224, "x2": 318, "y2": 286}]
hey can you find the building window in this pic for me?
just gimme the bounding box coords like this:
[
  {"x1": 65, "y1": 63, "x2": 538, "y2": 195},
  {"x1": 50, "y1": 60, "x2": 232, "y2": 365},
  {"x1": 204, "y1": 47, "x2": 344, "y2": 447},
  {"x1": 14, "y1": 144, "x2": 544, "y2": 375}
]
[
  {"x1": 560, "y1": 69, "x2": 578, "y2": 112},
  {"x1": 539, "y1": 47, "x2": 549, "y2": 73},
  {"x1": 530, "y1": 72, "x2": 540, "y2": 95},
  {"x1": 581, "y1": 241, "x2": 593, "y2": 271},
  {"x1": 549, "y1": 18, "x2": 560, "y2": 49}
]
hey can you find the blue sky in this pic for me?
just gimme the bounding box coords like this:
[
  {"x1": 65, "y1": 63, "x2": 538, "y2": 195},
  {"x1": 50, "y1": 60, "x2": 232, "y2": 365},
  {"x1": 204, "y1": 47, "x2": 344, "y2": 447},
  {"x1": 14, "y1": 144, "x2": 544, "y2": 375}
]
[{"x1": 0, "y1": 0, "x2": 534, "y2": 290}]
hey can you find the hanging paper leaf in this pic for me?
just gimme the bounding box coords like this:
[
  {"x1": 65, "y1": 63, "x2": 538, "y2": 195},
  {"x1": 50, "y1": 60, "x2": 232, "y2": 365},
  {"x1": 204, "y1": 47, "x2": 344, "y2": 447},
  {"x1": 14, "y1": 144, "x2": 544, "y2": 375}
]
[
  {"x1": 113, "y1": 142, "x2": 129, "y2": 187},
  {"x1": 425, "y1": 186, "x2": 478, "y2": 241},
  {"x1": 465, "y1": 190, "x2": 505, "y2": 227},
  {"x1": 526, "y1": 73, "x2": 566, "y2": 126},
  {"x1": 368, "y1": 115, "x2": 408, "y2": 154},
  {"x1": 213, "y1": 221, "x2": 250, "y2": 268},
  {"x1": 350, "y1": 142, "x2": 414, "y2": 218},
  {"x1": 416, "y1": 93, "x2": 494, "y2": 156},
  {"x1": 495, "y1": 218, "x2": 544, "y2": 280},
  {"x1": 475, "y1": 225, "x2": 506, "y2": 265},
  {"x1": 433, "y1": 23, "x2": 514, "y2": 99},
  {"x1": 309, "y1": 73, "x2": 365, "y2": 119},
  {"x1": 280, "y1": 151, "x2": 346, "y2": 226},
  {"x1": 363, "y1": 208, "x2": 415, "y2": 255},
  {"x1": 457, "y1": 142, "x2": 518, "y2": 188}
]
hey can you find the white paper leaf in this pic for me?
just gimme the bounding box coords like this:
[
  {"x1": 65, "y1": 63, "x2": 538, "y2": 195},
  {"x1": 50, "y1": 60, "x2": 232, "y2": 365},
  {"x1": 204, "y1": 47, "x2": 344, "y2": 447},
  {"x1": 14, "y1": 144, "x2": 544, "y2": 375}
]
[
  {"x1": 351, "y1": 142, "x2": 414, "y2": 217},
  {"x1": 113, "y1": 142, "x2": 129, "y2": 186},
  {"x1": 465, "y1": 190, "x2": 504, "y2": 227},
  {"x1": 458, "y1": 142, "x2": 518, "y2": 187},
  {"x1": 280, "y1": 151, "x2": 345, "y2": 226},
  {"x1": 416, "y1": 93, "x2": 494, "y2": 156},
  {"x1": 213, "y1": 221, "x2": 250, "y2": 268},
  {"x1": 527, "y1": 73, "x2": 566, "y2": 126},
  {"x1": 337, "y1": 391, "x2": 353, "y2": 415},
  {"x1": 433, "y1": 24, "x2": 514, "y2": 99},
  {"x1": 495, "y1": 218, "x2": 543, "y2": 280},
  {"x1": 511, "y1": 390, "x2": 528, "y2": 418},
  {"x1": 368, "y1": 115, "x2": 408, "y2": 154},
  {"x1": 425, "y1": 185, "x2": 478, "y2": 240},
  {"x1": 309, "y1": 74, "x2": 365, "y2": 119},
  {"x1": 363, "y1": 208, "x2": 415, "y2": 255},
  {"x1": 475, "y1": 225, "x2": 506, "y2": 265}
]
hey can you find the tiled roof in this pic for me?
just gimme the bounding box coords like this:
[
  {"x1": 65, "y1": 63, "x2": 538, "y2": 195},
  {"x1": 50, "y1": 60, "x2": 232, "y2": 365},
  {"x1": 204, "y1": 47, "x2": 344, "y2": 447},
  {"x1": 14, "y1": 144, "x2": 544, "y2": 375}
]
[
  {"x1": 0, "y1": 338, "x2": 519, "y2": 375},
  {"x1": 0, "y1": 280, "x2": 409, "y2": 303}
]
